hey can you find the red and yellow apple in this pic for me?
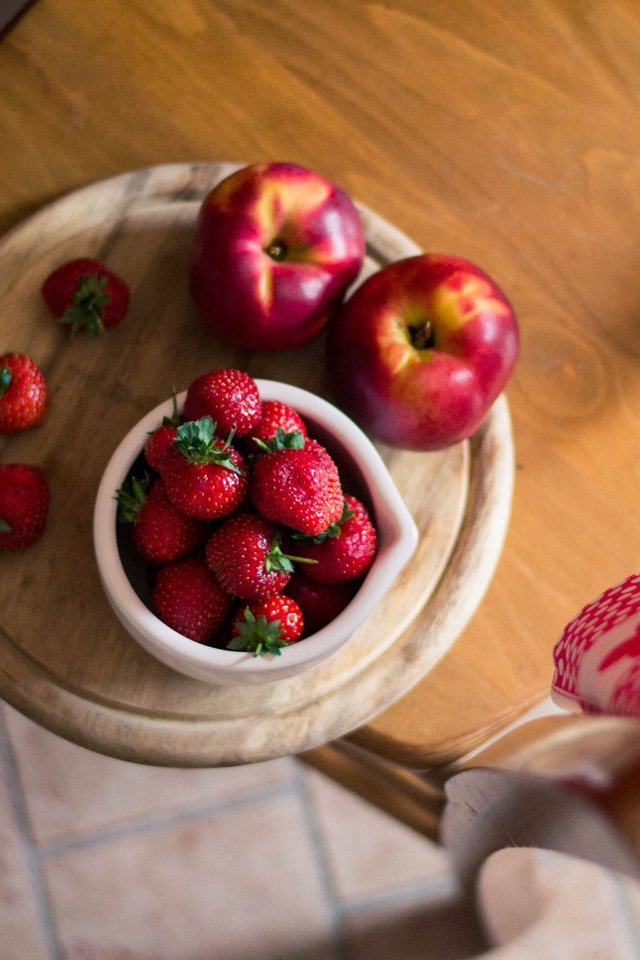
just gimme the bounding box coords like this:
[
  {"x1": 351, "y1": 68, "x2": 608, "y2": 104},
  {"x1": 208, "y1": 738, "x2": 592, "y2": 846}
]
[
  {"x1": 327, "y1": 254, "x2": 519, "y2": 450},
  {"x1": 190, "y1": 162, "x2": 365, "y2": 350}
]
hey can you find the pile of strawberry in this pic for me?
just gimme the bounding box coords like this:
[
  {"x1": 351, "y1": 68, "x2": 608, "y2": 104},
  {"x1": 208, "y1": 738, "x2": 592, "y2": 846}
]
[
  {"x1": 1, "y1": 258, "x2": 130, "y2": 551},
  {"x1": 117, "y1": 368, "x2": 378, "y2": 657}
]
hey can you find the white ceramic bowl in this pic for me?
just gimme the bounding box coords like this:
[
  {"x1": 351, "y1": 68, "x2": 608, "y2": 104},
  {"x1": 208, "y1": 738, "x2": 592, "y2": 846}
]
[{"x1": 93, "y1": 379, "x2": 418, "y2": 685}]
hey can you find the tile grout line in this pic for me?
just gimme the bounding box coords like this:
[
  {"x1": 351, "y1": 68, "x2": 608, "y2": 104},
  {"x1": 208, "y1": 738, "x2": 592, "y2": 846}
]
[
  {"x1": 294, "y1": 763, "x2": 465, "y2": 927},
  {"x1": 336, "y1": 870, "x2": 460, "y2": 916},
  {"x1": 292, "y1": 762, "x2": 351, "y2": 960},
  {"x1": 0, "y1": 707, "x2": 64, "y2": 960},
  {"x1": 33, "y1": 777, "x2": 298, "y2": 859}
]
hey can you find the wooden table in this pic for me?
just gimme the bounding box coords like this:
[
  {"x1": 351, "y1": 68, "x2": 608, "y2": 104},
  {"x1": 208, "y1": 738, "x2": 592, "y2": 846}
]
[{"x1": 1, "y1": 0, "x2": 638, "y2": 767}]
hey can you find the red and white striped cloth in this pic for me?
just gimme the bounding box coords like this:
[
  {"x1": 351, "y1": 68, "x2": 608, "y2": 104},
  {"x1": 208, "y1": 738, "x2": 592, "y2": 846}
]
[{"x1": 552, "y1": 572, "x2": 640, "y2": 715}]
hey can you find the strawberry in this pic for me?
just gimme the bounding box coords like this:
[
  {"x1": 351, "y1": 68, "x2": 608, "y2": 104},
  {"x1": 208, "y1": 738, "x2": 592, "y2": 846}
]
[
  {"x1": 291, "y1": 494, "x2": 378, "y2": 583},
  {"x1": 244, "y1": 400, "x2": 307, "y2": 453},
  {"x1": 159, "y1": 416, "x2": 248, "y2": 520},
  {"x1": 183, "y1": 368, "x2": 261, "y2": 437},
  {"x1": 286, "y1": 573, "x2": 356, "y2": 634},
  {"x1": 228, "y1": 594, "x2": 304, "y2": 656},
  {"x1": 205, "y1": 512, "x2": 311, "y2": 600},
  {"x1": 152, "y1": 556, "x2": 231, "y2": 643},
  {"x1": 41, "y1": 257, "x2": 129, "y2": 337},
  {"x1": 116, "y1": 475, "x2": 208, "y2": 564},
  {"x1": 0, "y1": 352, "x2": 50, "y2": 434},
  {"x1": 0, "y1": 464, "x2": 50, "y2": 550},
  {"x1": 144, "y1": 392, "x2": 182, "y2": 472},
  {"x1": 250, "y1": 431, "x2": 344, "y2": 536}
]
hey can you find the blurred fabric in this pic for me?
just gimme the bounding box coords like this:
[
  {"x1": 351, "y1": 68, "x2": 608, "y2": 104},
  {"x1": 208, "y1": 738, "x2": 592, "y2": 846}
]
[
  {"x1": 552, "y1": 572, "x2": 640, "y2": 716},
  {"x1": 476, "y1": 847, "x2": 640, "y2": 958}
]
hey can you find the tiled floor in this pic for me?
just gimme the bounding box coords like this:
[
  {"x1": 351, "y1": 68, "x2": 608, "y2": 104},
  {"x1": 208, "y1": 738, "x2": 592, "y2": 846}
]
[{"x1": 0, "y1": 701, "x2": 487, "y2": 960}]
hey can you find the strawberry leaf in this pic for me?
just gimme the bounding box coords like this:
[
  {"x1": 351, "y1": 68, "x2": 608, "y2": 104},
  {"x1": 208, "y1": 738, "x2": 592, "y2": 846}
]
[
  {"x1": 60, "y1": 272, "x2": 110, "y2": 338},
  {"x1": 175, "y1": 418, "x2": 245, "y2": 475},
  {"x1": 0, "y1": 518, "x2": 11, "y2": 533},
  {"x1": 254, "y1": 428, "x2": 306, "y2": 453},
  {"x1": 175, "y1": 416, "x2": 215, "y2": 454},
  {"x1": 227, "y1": 608, "x2": 286, "y2": 657},
  {"x1": 115, "y1": 474, "x2": 150, "y2": 523}
]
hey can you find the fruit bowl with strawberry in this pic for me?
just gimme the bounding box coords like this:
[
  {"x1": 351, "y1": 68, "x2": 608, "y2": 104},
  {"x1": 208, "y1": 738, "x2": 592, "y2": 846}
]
[{"x1": 93, "y1": 368, "x2": 418, "y2": 685}]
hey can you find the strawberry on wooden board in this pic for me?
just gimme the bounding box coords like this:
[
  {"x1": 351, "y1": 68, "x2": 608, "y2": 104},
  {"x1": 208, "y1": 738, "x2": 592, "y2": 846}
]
[
  {"x1": 0, "y1": 352, "x2": 50, "y2": 434},
  {"x1": 286, "y1": 573, "x2": 356, "y2": 635},
  {"x1": 0, "y1": 464, "x2": 50, "y2": 550},
  {"x1": 116, "y1": 475, "x2": 209, "y2": 564},
  {"x1": 291, "y1": 494, "x2": 378, "y2": 583},
  {"x1": 183, "y1": 368, "x2": 261, "y2": 438},
  {"x1": 244, "y1": 400, "x2": 307, "y2": 453},
  {"x1": 250, "y1": 430, "x2": 344, "y2": 536},
  {"x1": 159, "y1": 416, "x2": 248, "y2": 520},
  {"x1": 205, "y1": 511, "x2": 312, "y2": 600},
  {"x1": 228, "y1": 594, "x2": 304, "y2": 656},
  {"x1": 41, "y1": 257, "x2": 130, "y2": 338},
  {"x1": 152, "y1": 556, "x2": 231, "y2": 644}
]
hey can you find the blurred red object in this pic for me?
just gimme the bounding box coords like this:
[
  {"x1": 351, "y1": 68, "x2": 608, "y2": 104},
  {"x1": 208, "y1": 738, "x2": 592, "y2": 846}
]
[{"x1": 552, "y1": 572, "x2": 640, "y2": 715}]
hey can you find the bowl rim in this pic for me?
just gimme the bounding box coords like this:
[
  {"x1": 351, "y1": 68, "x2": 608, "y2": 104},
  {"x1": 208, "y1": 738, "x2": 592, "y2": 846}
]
[{"x1": 93, "y1": 379, "x2": 418, "y2": 677}]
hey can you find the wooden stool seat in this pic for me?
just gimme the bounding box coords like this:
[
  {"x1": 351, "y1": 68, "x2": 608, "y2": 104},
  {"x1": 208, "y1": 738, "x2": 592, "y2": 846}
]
[{"x1": 0, "y1": 165, "x2": 519, "y2": 767}]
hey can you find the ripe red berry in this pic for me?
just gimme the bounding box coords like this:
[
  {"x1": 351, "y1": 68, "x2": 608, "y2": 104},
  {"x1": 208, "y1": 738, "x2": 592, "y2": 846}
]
[
  {"x1": 0, "y1": 353, "x2": 50, "y2": 434},
  {"x1": 144, "y1": 424, "x2": 178, "y2": 472},
  {"x1": 291, "y1": 495, "x2": 378, "y2": 583},
  {"x1": 160, "y1": 417, "x2": 248, "y2": 520},
  {"x1": 228, "y1": 594, "x2": 304, "y2": 656},
  {"x1": 286, "y1": 574, "x2": 356, "y2": 634},
  {"x1": 205, "y1": 512, "x2": 308, "y2": 600},
  {"x1": 116, "y1": 476, "x2": 208, "y2": 564},
  {"x1": 152, "y1": 556, "x2": 231, "y2": 643},
  {"x1": 41, "y1": 257, "x2": 129, "y2": 337},
  {"x1": 250, "y1": 434, "x2": 343, "y2": 536},
  {"x1": 244, "y1": 400, "x2": 307, "y2": 453},
  {"x1": 0, "y1": 464, "x2": 50, "y2": 550},
  {"x1": 183, "y1": 368, "x2": 261, "y2": 437},
  {"x1": 144, "y1": 392, "x2": 182, "y2": 471}
]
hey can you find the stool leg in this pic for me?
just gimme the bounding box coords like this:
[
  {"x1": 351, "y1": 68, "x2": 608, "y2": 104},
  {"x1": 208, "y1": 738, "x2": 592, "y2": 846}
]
[{"x1": 298, "y1": 740, "x2": 445, "y2": 842}]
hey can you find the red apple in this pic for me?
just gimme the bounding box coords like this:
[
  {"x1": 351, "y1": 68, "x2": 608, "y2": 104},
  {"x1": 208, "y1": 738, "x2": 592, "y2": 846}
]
[
  {"x1": 190, "y1": 162, "x2": 365, "y2": 350},
  {"x1": 327, "y1": 254, "x2": 519, "y2": 450}
]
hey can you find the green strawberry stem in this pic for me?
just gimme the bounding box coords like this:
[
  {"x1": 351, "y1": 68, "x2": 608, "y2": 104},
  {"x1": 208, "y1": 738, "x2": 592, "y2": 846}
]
[
  {"x1": 0, "y1": 367, "x2": 11, "y2": 397},
  {"x1": 175, "y1": 417, "x2": 244, "y2": 475},
  {"x1": 161, "y1": 387, "x2": 181, "y2": 427},
  {"x1": 61, "y1": 272, "x2": 111, "y2": 339},
  {"x1": 0, "y1": 517, "x2": 11, "y2": 533},
  {"x1": 146, "y1": 389, "x2": 182, "y2": 439},
  {"x1": 227, "y1": 608, "x2": 286, "y2": 657},
  {"x1": 265, "y1": 531, "x2": 317, "y2": 575}
]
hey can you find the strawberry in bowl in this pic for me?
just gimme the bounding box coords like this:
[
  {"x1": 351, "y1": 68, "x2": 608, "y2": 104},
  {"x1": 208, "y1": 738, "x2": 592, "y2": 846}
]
[{"x1": 93, "y1": 369, "x2": 418, "y2": 685}]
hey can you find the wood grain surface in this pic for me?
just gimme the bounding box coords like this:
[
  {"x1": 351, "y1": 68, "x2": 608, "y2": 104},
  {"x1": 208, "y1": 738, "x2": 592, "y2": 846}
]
[
  {"x1": 2, "y1": 0, "x2": 639, "y2": 765},
  {"x1": 0, "y1": 163, "x2": 513, "y2": 765}
]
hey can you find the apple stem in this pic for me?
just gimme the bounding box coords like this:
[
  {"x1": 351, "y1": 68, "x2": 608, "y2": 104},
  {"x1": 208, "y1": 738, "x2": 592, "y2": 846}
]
[
  {"x1": 265, "y1": 239, "x2": 288, "y2": 261},
  {"x1": 409, "y1": 319, "x2": 435, "y2": 350}
]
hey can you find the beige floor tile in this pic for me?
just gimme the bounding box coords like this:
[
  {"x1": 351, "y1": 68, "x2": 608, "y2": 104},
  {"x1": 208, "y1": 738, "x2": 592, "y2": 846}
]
[
  {"x1": 43, "y1": 790, "x2": 336, "y2": 960},
  {"x1": 0, "y1": 768, "x2": 50, "y2": 960},
  {"x1": 2, "y1": 703, "x2": 296, "y2": 845},
  {"x1": 344, "y1": 889, "x2": 487, "y2": 960},
  {"x1": 302, "y1": 767, "x2": 450, "y2": 901}
]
